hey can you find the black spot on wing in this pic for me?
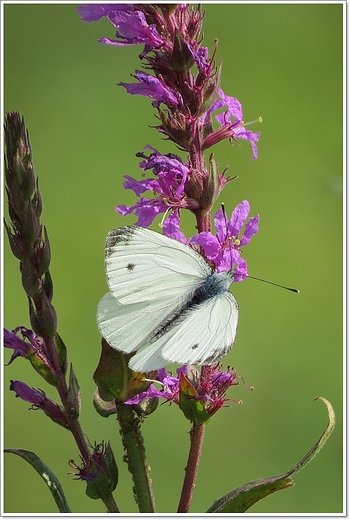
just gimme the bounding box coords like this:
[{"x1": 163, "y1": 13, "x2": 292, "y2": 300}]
[{"x1": 126, "y1": 262, "x2": 135, "y2": 271}]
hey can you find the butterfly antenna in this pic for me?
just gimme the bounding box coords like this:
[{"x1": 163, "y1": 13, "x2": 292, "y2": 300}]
[
  {"x1": 248, "y1": 275, "x2": 300, "y2": 293},
  {"x1": 221, "y1": 202, "x2": 229, "y2": 225}
]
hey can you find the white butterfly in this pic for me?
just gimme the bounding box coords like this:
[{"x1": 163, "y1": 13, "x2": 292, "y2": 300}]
[{"x1": 97, "y1": 226, "x2": 238, "y2": 373}]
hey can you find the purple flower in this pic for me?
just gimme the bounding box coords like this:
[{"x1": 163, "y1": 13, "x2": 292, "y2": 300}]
[
  {"x1": 125, "y1": 364, "x2": 239, "y2": 420},
  {"x1": 115, "y1": 147, "x2": 192, "y2": 227},
  {"x1": 212, "y1": 89, "x2": 243, "y2": 122},
  {"x1": 125, "y1": 366, "x2": 185, "y2": 405},
  {"x1": 162, "y1": 211, "x2": 188, "y2": 242},
  {"x1": 77, "y1": 5, "x2": 163, "y2": 48},
  {"x1": 188, "y1": 45, "x2": 210, "y2": 74},
  {"x1": 69, "y1": 441, "x2": 114, "y2": 483},
  {"x1": 118, "y1": 71, "x2": 181, "y2": 108},
  {"x1": 4, "y1": 326, "x2": 59, "y2": 385},
  {"x1": 4, "y1": 328, "x2": 28, "y2": 363},
  {"x1": 77, "y1": 4, "x2": 132, "y2": 23},
  {"x1": 4, "y1": 327, "x2": 46, "y2": 365},
  {"x1": 190, "y1": 201, "x2": 259, "y2": 280},
  {"x1": 203, "y1": 89, "x2": 261, "y2": 159},
  {"x1": 9, "y1": 380, "x2": 69, "y2": 428},
  {"x1": 10, "y1": 380, "x2": 45, "y2": 406}
]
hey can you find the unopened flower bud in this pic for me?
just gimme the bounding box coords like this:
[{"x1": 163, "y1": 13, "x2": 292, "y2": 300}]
[
  {"x1": 170, "y1": 30, "x2": 195, "y2": 72},
  {"x1": 10, "y1": 380, "x2": 69, "y2": 428}
]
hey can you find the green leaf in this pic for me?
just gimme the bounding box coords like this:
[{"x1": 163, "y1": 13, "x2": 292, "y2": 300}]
[
  {"x1": 94, "y1": 338, "x2": 152, "y2": 402},
  {"x1": 206, "y1": 475, "x2": 293, "y2": 513},
  {"x1": 179, "y1": 372, "x2": 210, "y2": 425},
  {"x1": 206, "y1": 396, "x2": 336, "y2": 513},
  {"x1": 4, "y1": 448, "x2": 71, "y2": 513}
]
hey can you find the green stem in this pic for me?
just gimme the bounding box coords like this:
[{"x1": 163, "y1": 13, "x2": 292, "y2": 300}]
[
  {"x1": 116, "y1": 402, "x2": 156, "y2": 512},
  {"x1": 101, "y1": 493, "x2": 120, "y2": 513},
  {"x1": 177, "y1": 423, "x2": 205, "y2": 513},
  {"x1": 44, "y1": 337, "x2": 120, "y2": 513}
]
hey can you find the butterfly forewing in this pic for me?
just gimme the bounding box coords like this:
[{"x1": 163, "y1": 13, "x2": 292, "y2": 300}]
[
  {"x1": 97, "y1": 291, "x2": 180, "y2": 354},
  {"x1": 105, "y1": 226, "x2": 212, "y2": 304}
]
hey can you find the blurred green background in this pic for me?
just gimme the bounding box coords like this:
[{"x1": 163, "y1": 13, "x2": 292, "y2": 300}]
[{"x1": 3, "y1": 3, "x2": 343, "y2": 514}]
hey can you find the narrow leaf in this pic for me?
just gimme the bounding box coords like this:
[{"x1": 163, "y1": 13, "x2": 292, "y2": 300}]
[
  {"x1": 206, "y1": 396, "x2": 336, "y2": 513},
  {"x1": 284, "y1": 396, "x2": 336, "y2": 475},
  {"x1": 4, "y1": 448, "x2": 71, "y2": 513},
  {"x1": 206, "y1": 475, "x2": 293, "y2": 513}
]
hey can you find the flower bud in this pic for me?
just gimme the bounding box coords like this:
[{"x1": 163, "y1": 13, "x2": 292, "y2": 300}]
[
  {"x1": 10, "y1": 380, "x2": 69, "y2": 428},
  {"x1": 23, "y1": 204, "x2": 40, "y2": 249},
  {"x1": 69, "y1": 441, "x2": 119, "y2": 500},
  {"x1": 21, "y1": 256, "x2": 41, "y2": 299},
  {"x1": 38, "y1": 290, "x2": 57, "y2": 338},
  {"x1": 36, "y1": 227, "x2": 51, "y2": 277},
  {"x1": 198, "y1": 153, "x2": 221, "y2": 211},
  {"x1": 93, "y1": 390, "x2": 118, "y2": 418},
  {"x1": 170, "y1": 30, "x2": 195, "y2": 72}
]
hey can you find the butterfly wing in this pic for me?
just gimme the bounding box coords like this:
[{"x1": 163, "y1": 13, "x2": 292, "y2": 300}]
[
  {"x1": 98, "y1": 291, "x2": 182, "y2": 354},
  {"x1": 105, "y1": 226, "x2": 211, "y2": 303},
  {"x1": 97, "y1": 226, "x2": 212, "y2": 356},
  {"x1": 128, "y1": 291, "x2": 239, "y2": 373}
]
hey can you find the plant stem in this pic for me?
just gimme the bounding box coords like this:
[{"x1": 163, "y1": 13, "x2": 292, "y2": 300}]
[
  {"x1": 101, "y1": 493, "x2": 120, "y2": 513},
  {"x1": 116, "y1": 402, "x2": 156, "y2": 512},
  {"x1": 177, "y1": 422, "x2": 205, "y2": 513},
  {"x1": 42, "y1": 336, "x2": 91, "y2": 460},
  {"x1": 44, "y1": 336, "x2": 120, "y2": 513}
]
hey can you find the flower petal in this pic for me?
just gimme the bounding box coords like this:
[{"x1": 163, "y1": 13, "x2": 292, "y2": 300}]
[{"x1": 228, "y1": 200, "x2": 250, "y2": 237}]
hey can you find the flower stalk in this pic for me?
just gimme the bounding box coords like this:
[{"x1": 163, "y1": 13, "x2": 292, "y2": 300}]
[
  {"x1": 177, "y1": 423, "x2": 205, "y2": 513},
  {"x1": 4, "y1": 112, "x2": 119, "y2": 510},
  {"x1": 116, "y1": 402, "x2": 156, "y2": 512}
]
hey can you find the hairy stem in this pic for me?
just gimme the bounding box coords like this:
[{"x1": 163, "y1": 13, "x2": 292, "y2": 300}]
[
  {"x1": 116, "y1": 402, "x2": 156, "y2": 513},
  {"x1": 177, "y1": 422, "x2": 205, "y2": 513}
]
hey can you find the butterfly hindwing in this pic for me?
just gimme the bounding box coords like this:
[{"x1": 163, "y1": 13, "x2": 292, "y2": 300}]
[{"x1": 128, "y1": 291, "x2": 238, "y2": 372}]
